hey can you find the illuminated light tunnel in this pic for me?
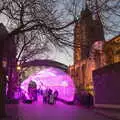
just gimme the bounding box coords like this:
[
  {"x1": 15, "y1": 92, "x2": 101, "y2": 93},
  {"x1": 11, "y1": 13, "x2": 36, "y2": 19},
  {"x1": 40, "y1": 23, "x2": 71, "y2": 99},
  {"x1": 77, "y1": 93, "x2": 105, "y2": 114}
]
[{"x1": 21, "y1": 67, "x2": 75, "y2": 101}]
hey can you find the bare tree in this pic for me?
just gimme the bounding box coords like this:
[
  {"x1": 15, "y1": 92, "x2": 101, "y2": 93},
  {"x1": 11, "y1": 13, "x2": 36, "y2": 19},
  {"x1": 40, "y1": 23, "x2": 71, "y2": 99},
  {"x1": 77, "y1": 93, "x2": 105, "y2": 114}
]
[
  {"x1": 15, "y1": 32, "x2": 50, "y2": 62},
  {"x1": 0, "y1": 0, "x2": 78, "y2": 64},
  {"x1": 1, "y1": 0, "x2": 119, "y2": 65},
  {"x1": 98, "y1": 0, "x2": 120, "y2": 36},
  {"x1": 1, "y1": 0, "x2": 75, "y2": 47},
  {"x1": 0, "y1": 1, "x2": 5, "y2": 13},
  {"x1": 1, "y1": 0, "x2": 119, "y2": 117},
  {"x1": 0, "y1": 0, "x2": 77, "y2": 117}
]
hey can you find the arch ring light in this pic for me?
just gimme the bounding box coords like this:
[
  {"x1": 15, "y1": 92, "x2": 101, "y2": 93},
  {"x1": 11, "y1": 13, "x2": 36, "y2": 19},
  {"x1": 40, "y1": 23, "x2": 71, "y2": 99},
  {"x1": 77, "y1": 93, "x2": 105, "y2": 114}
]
[{"x1": 20, "y1": 60, "x2": 75, "y2": 102}]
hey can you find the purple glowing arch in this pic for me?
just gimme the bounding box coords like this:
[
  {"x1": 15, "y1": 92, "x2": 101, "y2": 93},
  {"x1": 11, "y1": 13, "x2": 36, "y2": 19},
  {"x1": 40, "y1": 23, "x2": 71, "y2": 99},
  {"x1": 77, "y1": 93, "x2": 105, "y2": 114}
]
[{"x1": 21, "y1": 67, "x2": 75, "y2": 101}]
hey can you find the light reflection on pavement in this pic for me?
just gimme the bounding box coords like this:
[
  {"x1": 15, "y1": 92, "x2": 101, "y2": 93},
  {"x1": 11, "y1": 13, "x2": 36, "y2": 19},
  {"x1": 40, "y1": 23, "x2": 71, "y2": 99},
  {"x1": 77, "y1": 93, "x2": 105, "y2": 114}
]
[{"x1": 4, "y1": 100, "x2": 111, "y2": 120}]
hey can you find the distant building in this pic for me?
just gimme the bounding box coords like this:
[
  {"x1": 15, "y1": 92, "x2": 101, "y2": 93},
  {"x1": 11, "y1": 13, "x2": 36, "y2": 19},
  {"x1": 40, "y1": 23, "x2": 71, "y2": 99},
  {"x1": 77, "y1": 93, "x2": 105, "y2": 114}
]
[
  {"x1": 0, "y1": 23, "x2": 16, "y2": 63},
  {"x1": 104, "y1": 35, "x2": 120, "y2": 64}
]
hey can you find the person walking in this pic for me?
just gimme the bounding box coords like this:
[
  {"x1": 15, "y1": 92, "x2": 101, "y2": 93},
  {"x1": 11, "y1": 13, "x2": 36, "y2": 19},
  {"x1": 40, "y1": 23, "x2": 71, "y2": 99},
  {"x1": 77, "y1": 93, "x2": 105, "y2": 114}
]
[
  {"x1": 53, "y1": 90, "x2": 58, "y2": 104},
  {"x1": 43, "y1": 90, "x2": 47, "y2": 104},
  {"x1": 49, "y1": 93, "x2": 55, "y2": 104}
]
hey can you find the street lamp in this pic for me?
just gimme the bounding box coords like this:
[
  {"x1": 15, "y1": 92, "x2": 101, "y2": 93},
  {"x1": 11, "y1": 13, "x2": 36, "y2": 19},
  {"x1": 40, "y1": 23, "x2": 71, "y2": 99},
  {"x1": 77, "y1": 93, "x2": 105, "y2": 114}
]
[
  {"x1": 61, "y1": 79, "x2": 68, "y2": 96},
  {"x1": 2, "y1": 58, "x2": 7, "y2": 68},
  {"x1": 16, "y1": 65, "x2": 21, "y2": 71}
]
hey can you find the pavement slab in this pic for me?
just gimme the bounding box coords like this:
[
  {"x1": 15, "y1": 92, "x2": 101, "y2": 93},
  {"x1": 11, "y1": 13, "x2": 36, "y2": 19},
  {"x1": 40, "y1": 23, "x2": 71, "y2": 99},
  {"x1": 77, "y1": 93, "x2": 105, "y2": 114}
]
[{"x1": 2, "y1": 101, "x2": 113, "y2": 120}]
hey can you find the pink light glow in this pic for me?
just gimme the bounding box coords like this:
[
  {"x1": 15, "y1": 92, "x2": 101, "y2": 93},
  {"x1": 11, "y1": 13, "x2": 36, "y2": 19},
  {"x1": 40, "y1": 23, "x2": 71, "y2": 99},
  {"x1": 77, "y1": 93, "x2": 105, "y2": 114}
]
[
  {"x1": 61, "y1": 81, "x2": 68, "y2": 87},
  {"x1": 21, "y1": 67, "x2": 75, "y2": 101}
]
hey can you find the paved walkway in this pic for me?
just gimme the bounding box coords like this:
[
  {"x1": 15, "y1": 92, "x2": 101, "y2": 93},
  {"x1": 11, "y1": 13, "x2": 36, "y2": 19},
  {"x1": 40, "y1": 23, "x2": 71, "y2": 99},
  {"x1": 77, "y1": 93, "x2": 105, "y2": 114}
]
[
  {"x1": 94, "y1": 108, "x2": 120, "y2": 120},
  {"x1": 2, "y1": 101, "x2": 113, "y2": 120}
]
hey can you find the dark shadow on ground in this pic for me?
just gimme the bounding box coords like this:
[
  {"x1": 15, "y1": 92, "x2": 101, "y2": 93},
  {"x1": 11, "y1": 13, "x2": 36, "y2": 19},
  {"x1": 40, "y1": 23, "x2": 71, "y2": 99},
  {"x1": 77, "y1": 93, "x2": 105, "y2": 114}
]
[{"x1": 57, "y1": 98, "x2": 74, "y2": 105}]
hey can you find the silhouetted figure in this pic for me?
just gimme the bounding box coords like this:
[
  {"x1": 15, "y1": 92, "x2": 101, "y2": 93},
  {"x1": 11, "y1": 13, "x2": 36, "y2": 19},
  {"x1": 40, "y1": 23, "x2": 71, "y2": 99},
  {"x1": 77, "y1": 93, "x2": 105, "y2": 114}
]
[
  {"x1": 48, "y1": 89, "x2": 53, "y2": 104},
  {"x1": 43, "y1": 90, "x2": 48, "y2": 104},
  {"x1": 54, "y1": 90, "x2": 58, "y2": 98},
  {"x1": 49, "y1": 94, "x2": 54, "y2": 104},
  {"x1": 32, "y1": 88, "x2": 37, "y2": 101},
  {"x1": 54, "y1": 90, "x2": 58, "y2": 104},
  {"x1": 81, "y1": 92, "x2": 93, "y2": 108},
  {"x1": 87, "y1": 92, "x2": 93, "y2": 107}
]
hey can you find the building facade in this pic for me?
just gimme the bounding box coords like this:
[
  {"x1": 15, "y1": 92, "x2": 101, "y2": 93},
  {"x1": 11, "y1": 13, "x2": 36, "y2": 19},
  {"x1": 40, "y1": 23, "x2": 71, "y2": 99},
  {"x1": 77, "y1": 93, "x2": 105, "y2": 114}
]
[
  {"x1": 104, "y1": 35, "x2": 120, "y2": 64},
  {"x1": 0, "y1": 23, "x2": 17, "y2": 99},
  {"x1": 69, "y1": 32, "x2": 120, "y2": 94}
]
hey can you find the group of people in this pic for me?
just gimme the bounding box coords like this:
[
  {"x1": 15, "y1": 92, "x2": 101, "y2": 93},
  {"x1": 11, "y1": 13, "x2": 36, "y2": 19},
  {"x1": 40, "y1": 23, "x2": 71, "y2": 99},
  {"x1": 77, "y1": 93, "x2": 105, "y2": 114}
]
[
  {"x1": 20, "y1": 86, "x2": 59, "y2": 104},
  {"x1": 42, "y1": 89, "x2": 58, "y2": 104}
]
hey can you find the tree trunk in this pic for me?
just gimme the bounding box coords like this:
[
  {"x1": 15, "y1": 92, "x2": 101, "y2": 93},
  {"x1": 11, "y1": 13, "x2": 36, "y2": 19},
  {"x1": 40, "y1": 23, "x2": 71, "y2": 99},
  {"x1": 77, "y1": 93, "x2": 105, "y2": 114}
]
[
  {"x1": 7, "y1": 59, "x2": 18, "y2": 99},
  {"x1": 0, "y1": 23, "x2": 16, "y2": 118},
  {"x1": 0, "y1": 61, "x2": 6, "y2": 118}
]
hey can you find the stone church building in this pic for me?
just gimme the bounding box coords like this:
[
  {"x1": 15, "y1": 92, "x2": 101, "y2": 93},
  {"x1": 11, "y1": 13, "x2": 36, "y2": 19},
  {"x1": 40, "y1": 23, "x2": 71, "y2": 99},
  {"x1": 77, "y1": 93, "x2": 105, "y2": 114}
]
[{"x1": 67, "y1": 5, "x2": 106, "y2": 94}]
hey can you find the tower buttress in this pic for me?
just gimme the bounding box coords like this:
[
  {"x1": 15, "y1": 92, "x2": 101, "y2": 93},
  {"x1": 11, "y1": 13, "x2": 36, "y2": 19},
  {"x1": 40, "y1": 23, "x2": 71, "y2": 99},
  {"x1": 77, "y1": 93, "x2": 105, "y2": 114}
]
[{"x1": 74, "y1": 21, "x2": 81, "y2": 64}]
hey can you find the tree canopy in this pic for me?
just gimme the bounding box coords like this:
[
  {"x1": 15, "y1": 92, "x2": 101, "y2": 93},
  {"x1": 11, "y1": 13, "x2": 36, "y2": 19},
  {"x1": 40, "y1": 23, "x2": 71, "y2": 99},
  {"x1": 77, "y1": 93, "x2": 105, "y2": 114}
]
[{"x1": 0, "y1": 0, "x2": 120, "y2": 62}]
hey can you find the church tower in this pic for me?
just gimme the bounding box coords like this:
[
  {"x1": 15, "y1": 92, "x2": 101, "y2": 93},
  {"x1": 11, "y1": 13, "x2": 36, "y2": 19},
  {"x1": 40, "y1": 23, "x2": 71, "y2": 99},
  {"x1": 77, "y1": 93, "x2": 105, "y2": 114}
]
[{"x1": 74, "y1": 1, "x2": 105, "y2": 64}]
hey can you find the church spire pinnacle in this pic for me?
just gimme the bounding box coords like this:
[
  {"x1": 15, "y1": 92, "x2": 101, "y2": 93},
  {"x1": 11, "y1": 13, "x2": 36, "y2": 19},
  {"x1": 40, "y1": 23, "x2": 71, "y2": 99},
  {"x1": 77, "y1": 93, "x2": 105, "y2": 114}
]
[
  {"x1": 95, "y1": 0, "x2": 100, "y2": 20},
  {"x1": 81, "y1": 0, "x2": 91, "y2": 13},
  {"x1": 82, "y1": 0, "x2": 86, "y2": 11},
  {"x1": 81, "y1": 0, "x2": 92, "y2": 20},
  {"x1": 82, "y1": 0, "x2": 88, "y2": 11}
]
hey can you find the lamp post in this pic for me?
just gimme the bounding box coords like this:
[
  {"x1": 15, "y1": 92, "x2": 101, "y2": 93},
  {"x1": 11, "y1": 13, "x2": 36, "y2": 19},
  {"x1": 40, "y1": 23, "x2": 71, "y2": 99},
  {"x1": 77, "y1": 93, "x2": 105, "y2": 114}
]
[
  {"x1": 2, "y1": 58, "x2": 7, "y2": 68},
  {"x1": 0, "y1": 57, "x2": 8, "y2": 118},
  {"x1": 12, "y1": 61, "x2": 22, "y2": 100}
]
